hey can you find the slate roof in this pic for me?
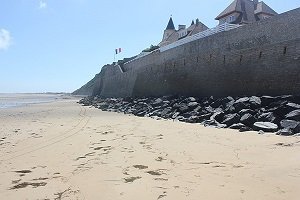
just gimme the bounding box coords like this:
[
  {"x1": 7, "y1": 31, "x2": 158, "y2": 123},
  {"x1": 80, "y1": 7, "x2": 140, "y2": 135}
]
[
  {"x1": 166, "y1": 17, "x2": 175, "y2": 30},
  {"x1": 254, "y1": 1, "x2": 278, "y2": 15},
  {"x1": 215, "y1": 0, "x2": 277, "y2": 23},
  {"x1": 215, "y1": 0, "x2": 243, "y2": 20}
]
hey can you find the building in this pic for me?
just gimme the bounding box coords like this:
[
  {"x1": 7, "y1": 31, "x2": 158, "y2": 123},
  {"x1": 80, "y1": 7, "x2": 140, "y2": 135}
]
[
  {"x1": 159, "y1": 17, "x2": 208, "y2": 47},
  {"x1": 215, "y1": 0, "x2": 277, "y2": 25}
]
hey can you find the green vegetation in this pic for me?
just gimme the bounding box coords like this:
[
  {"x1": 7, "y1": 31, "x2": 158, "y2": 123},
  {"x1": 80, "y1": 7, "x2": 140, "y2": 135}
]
[{"x1": 142, "y1": 45, "x2": 159, "y2": 52}]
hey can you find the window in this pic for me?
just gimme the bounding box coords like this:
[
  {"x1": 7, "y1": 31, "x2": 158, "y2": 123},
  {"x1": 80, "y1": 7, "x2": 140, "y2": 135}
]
[{"x1": 229, "y1": 15, "x2": 235, "y2": 22}]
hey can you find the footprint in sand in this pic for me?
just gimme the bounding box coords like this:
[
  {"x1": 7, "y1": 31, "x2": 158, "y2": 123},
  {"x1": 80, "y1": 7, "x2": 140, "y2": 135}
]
[
  {"x1": 14, "y1": 170, "x2": 32, "y2": 174},
  {"x1": 155, "y1": 156, "x2": 167, "y2": 162},
  {"x1": 157, "y1": 192, "x2": 167, "y2": 199},
  {"x1": 124, "y1": 176, "x2": 141, "y2": 183},
  {"x1": 9, "y1": 182, "x2": 47, "y2": 190},
  {"x1": 133, "y1": 165, "x2": 148, "y2": 170},
  {"x1": 146, "y1": 169, "x2": 166, "y2": 176}
]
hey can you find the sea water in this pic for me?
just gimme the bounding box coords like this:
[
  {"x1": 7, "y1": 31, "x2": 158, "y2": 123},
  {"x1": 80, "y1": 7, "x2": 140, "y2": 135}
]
[{"x1": 0, "y1": 93, "x2": 63, "y2": 109}]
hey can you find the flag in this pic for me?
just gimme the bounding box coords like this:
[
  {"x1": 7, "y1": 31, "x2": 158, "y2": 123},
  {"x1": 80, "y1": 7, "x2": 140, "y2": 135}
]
[{"x1": 115, "y1": 48, "x2": 122, "y2": 54}]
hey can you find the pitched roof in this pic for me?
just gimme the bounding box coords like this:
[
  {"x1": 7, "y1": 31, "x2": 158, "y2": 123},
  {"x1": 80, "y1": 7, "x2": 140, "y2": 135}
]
[
  {"x1": 254, "y1": 1, "x2": 277, "y2": 15},
  {"x1": 240, "y1": 0, "x2": 256, "y2": 23},
  {"x1": 166, "y1": 17, "x2": 175, "y2": 30},
  {"x1": 215, "y1": 0, "x2": 243, "y2": 20}
]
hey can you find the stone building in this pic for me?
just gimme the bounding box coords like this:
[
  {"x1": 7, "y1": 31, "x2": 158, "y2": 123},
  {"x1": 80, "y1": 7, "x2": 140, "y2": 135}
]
[
  {"x1": 159, "y1": 17, "x2": 208, "y2": 47},
  {"x1": 215, "y1": 0, "x2": 277, "y2": 25}
]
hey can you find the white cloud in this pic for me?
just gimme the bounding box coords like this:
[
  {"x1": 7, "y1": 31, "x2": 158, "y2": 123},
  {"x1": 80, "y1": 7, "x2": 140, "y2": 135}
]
[
  {"x1": 0, "y1": 29, "x2": 12, "y2": 50},
  {"x1": 39, "y1": 1, "x2": 47, "y2": 9}
]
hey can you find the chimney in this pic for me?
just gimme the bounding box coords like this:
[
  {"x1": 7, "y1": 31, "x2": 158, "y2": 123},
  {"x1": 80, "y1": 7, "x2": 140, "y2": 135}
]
[{"x1": 253, "y1": 0, "x2": 258, "y2": 5}]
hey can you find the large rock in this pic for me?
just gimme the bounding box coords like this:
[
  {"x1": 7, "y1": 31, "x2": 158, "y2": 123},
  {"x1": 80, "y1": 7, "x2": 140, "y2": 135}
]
[
  {"x1": 249, "y1": 96, "x2": 261, "y2": 109},
  {"x1": 178, "y1": 104, "x2": 189, "y2": 113},
  {"x1": 240, "y1": 113, "x2": 256, "y2": 126},
  {"x1": 233, "y1": 97, "x2": 250, "y2": 112},
  {"x1": 280, "y1": 119, "x2": 300, "y2": 129},
  {"x1": 186, "y1": 97, "x2": 196, "y2": 102},
  {"x1": 257, "y1": 112, "x2": 278, "y2": 123},
  {"x1": 160, "y1": 108, "x2": 172, "y2": 118},
  {"x1": 273, "y1": 102, "x2": 300, "y2": 117},
  {"x1": 261, "y1": 96, "x2": 277, "y2": 106},
  {"x1": 197, "y1": 113, "x2": 213, "y2": 122},
  {"x1": 238, "y1": 109, "x2": 255, "y2": 116},
  {"x1": 210, "y1": 96, "x2": 234, "y2": 108},
  {"x1": 276, "y1": 128, "x2": 294, "y2": 136},
  {"x1": 222, "y1": 113, "x2": 240, "y2": 126},
  {"x1": 253, "y1": 122, "x2": 278, "y2": 132},
  {"x1": 229, "y1": 123, "x2": 247, "y2": 130},
  {"x1": 152, "y1": 98, "x2": 163, "y2": 106},
  {"x1": 187, "y1": 102, "x2": 199, "y2": 109},
  {"x1": 280, "y1": 120, "x2": 300, "y2": 133},
  {"x1": 285, "y1": 109, "x2": 300, "y2": 121}
]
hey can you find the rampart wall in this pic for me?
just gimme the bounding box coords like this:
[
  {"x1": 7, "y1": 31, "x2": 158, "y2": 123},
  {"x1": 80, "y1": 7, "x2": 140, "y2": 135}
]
[{"x1": 95, "y1": 8, "x2": 300, "y2": 98}]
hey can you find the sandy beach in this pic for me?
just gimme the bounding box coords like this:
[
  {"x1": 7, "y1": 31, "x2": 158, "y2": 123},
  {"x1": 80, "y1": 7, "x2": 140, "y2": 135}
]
[{"x1": 0, "y1": 98, "x2": 300, "y2": 200}]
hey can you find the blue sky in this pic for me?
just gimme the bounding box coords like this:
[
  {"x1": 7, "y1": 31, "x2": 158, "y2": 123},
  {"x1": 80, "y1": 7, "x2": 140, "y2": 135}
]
[{"x1": 0, "y1": 0, "x2": 299, "y2": 93}]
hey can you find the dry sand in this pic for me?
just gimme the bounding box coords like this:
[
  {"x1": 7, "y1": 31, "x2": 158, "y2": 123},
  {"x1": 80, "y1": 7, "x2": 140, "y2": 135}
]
[{"x1": 0, "y1": 99, "x2": 300, "y2": 200}]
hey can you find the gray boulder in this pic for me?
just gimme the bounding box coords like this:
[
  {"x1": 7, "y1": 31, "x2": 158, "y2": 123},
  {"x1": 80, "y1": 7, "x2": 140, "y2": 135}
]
[
  {"x1": 253, "y1": 122, "x2": 278, "y2": 132},
  {"x1": 285, "y1": 109, "x2": 300, "y2": 121},
  {"x1": 276, "y1": 128, "x2": 294, "y2": 136},
  {"x1": 222, "y1": 113, "x2": 240, "y2": 126},
  {"x1": 240, "y1": 113, "x2": 256, "y2": 126},
  {"x1": 257, "y1": 112, "x2": 277, "y2": 123}
]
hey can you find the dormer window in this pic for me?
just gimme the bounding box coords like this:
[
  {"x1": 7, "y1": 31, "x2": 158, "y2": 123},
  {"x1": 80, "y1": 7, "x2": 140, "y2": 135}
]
[{"x1": 229, "y1": 15, "x2": 235, "y2": 22}]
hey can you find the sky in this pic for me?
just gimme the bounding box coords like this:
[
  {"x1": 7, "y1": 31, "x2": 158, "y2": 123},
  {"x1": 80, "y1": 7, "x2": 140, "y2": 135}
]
[{"x1": 0, "y1": 0, "x2": 299, "y2": 93}]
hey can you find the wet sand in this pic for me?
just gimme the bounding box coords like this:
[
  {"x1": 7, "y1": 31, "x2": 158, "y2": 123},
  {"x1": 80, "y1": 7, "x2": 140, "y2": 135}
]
[{"x1": 0, "y1": 99, "x2": 300, "y2": 199}]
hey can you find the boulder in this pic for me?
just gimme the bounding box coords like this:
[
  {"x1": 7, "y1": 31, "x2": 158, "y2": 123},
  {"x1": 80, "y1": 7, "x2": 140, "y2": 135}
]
[
  {"x1": 202, "y1": 119, "x2": 226, "y2": 128},
  {"x1": 261, "y1": 96, "x2": 277, "y2": 106},
  {"x1": 171, "y1": 112, "x2": 180, "y2": 119},
  {"x1": 253, "y1": 122, "x2": 278, "y2": 132},
  {"x1": 240, "y1": 113, "x2": 256, "y2": 126},
  {"x1": 187, "y1": 97, "x2": 197, "y2": 102},
  {"x1": 178, "y1": 104, "x2": 189, "y2": 113},
  {"x1": 280, "y1": 119, "x2": 300, "y2": 129},
  {"x1": 152, "y1": 98, "x2": 163, "y2": 106},
  {"x1": 197, "y1": 113, "x2": 213, "y2": 122},
  {"x1": 193, "y1": 106, "x2": 202, "y2": 112},
  {"x1": 273, "y1": 102, "x2": 300, "y2": 117},
  {"x1": 239, "y1": 126, "x2": 253, "y2": 132},
  {"x1": 257, "y1": 112, "x2": 278, "y2": 123},
  {"x1": 276, "y1": 128, "x2": 294, "y2": 136},
  {"x1": 204, "y1": 106, "x2": 215, "y2": 113},
  {"x1": 210, "y1": 96, "x2": 234, "y2": 108},
  {"x1": 229, "y1": 123, "x2": 247, "y2": 130},
  {"x1": 186, "y1": 116, "x2": 201, "y2": 123},
  {"x1": 238, "y1": 109, "x2": 256, "y2": 116},
  {"x1": 249, "y1": 96, "x2": 261, "y2": 109},
  {"x1": 285, "y1": 109, "x2": 300, "y2": 121},
  {"x1": 235, "y1": 97, "x2": 250, "y2": 104},
  {"x1": 222, "y1": 113, "x2": 240, "y2": 126},
  {"x1": 232, "y1": 102, "x2": 248, "y2": 112},
  {"x1": 160, "y1": 108, "x2": 172, "y2": 118},
  {"x1": 213, "y1": 112, "x2": 225, "y2": 123},
  {"x1": 187, "y1": 102, "x2": 199, "y2": 109}
]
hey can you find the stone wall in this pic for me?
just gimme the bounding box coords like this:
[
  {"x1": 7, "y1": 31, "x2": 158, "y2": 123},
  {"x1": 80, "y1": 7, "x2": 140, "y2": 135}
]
[{"x1": 94, "y1": 8, "x2": 300, "y2": 98}]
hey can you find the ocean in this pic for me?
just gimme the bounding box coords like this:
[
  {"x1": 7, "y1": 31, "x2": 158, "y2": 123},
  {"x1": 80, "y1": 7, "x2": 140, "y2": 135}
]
[{"x1": 0, "y1": 93, "x2": 65, "y2": 109}]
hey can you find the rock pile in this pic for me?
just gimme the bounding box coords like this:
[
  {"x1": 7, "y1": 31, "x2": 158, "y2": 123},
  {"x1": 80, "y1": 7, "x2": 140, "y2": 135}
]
[{"x1": 79, "y1": 95, "x2": 300, "y2": 136}]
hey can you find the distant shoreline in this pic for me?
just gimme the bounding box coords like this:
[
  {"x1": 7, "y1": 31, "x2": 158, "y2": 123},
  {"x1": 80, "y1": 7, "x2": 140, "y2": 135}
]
[{"x1": 0, "y1": 93, "x2": 77, "y2": 109}]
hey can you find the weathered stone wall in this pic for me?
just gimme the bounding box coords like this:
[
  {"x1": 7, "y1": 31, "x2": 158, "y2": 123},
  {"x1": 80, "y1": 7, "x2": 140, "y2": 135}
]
[{"x1": 94, "y1": 8, "x2": 300, "y2": 98}]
